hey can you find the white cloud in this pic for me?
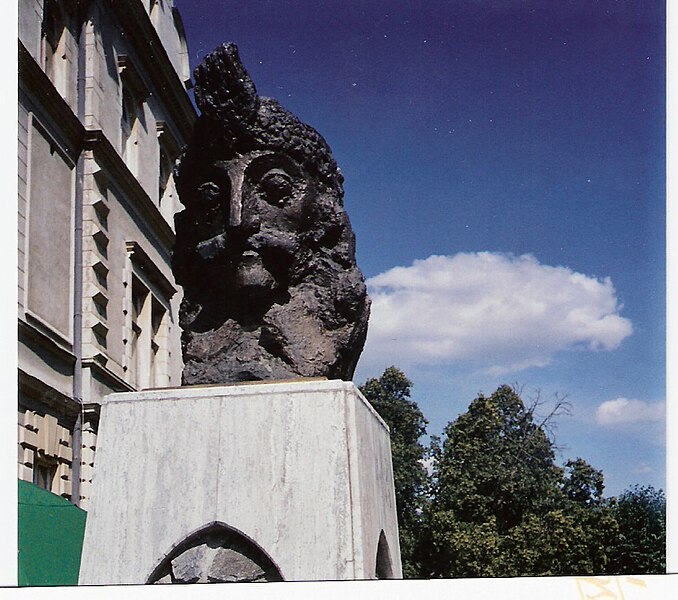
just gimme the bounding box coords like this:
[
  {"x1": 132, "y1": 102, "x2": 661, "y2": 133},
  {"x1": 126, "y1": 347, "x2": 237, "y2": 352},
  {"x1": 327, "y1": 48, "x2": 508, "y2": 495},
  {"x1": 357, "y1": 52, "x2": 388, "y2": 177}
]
[
  {"x1": 632, "y1": 462, "x2": 654, "y2": 476},
  {"x1": 595, "y1": 398, "x2": 665, "y2": 426},
  {"x1": 362, "y1": 252, "x2": 632, "y2": 374}
]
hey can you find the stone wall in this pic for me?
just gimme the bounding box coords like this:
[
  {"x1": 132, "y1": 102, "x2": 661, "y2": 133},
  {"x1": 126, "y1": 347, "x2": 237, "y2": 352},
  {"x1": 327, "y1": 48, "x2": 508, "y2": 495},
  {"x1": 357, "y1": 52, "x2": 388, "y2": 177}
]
[{"x1": 17, "y1": 0, "x2": 195, "y2": 506}]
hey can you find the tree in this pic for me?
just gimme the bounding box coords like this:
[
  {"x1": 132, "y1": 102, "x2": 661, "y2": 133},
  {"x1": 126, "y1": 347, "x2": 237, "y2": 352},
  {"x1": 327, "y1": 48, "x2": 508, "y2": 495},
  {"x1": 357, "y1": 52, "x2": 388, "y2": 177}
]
[
  {"x1": 562, "y1": 458, "x2": 605, "y2": 507},
  {"x1": 422, "y1": 385, "x2": 618, "y2": 577},
  {"x1": 359, "y1": 374, "x2": 664, "y2": 577},
  {"x1": 360, "y1": 367, "x2": 428, "y2": 578},
  {"x1": 498, "y1": 506, "x2": 618, "y2": 576},
  {"x1": 607, "y1": 485, "x2": 665, "y2": 574},
  {"x1": 431, "y1": 386, "x2": 564, "y2": 533}
]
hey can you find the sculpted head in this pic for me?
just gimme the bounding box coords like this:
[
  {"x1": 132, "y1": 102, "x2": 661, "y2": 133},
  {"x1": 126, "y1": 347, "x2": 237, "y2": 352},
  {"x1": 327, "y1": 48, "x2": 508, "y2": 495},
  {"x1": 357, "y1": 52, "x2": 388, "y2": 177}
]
[{"x1": 172, "y1": 44, "x2": 369, "y2": 384}]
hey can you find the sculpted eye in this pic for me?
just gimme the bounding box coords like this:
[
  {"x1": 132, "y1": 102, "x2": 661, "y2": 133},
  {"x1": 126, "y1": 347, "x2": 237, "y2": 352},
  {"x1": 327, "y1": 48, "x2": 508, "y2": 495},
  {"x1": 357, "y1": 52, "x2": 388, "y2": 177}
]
[
  {"x1": 259, "y1": 170, "x2": 294, "y2": 206},
  {"x1": 197, "y1": 182, "x2": 221, "y2": 205}
]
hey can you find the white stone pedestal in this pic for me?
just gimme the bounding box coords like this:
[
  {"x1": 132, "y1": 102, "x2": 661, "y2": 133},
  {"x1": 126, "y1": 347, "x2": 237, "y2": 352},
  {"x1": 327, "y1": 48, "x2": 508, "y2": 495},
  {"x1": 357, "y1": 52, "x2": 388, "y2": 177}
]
[{"x1": 78, "y1": 379, "x2": 402, "y2": 584}]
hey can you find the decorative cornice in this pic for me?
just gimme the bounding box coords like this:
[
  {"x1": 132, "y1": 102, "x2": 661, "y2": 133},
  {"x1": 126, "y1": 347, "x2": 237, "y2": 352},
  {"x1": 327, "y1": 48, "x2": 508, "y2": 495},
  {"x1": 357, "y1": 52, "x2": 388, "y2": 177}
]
[
  {"x1": 117, "y1": 54, "x2": 150, "y2": 100},
  {"x1": 125, "y1": 240, "x2": 177, "y2": 300},
  {"x1": 107, "y1": 0, "x2": 197, "y2": 141},
  {"x1": 18, "y1": 369, "x2": 81, "y2": 424},
  {"x1": 18, "y1": 41, "x2": 85, "y2": 154},
  {"x1": 83, "y1": 130, "x2": 175, "y2": 251},
  {"x1": 82, "y1": 357, "x2": 135, "y2": 395},
  {"x1": 19, "y1": 317, "x2": 76, "y2": 365}
]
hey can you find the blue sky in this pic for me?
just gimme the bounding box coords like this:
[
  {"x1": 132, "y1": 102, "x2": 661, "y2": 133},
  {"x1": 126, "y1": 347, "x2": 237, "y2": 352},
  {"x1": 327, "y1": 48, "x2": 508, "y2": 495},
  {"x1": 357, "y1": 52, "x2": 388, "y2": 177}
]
[{"x1": 175, "y1": 0, "x2": 665, "y2": 496}]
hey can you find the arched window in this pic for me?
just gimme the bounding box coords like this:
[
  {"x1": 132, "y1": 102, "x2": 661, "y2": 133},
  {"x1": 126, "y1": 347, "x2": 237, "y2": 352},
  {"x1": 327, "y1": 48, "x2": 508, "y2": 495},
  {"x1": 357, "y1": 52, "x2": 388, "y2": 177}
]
[
  {"x1": 147, "y1": 522, "x2": 284, "y2": 584},
  {"x1": 375, "y1": 530, "x2": 394, "y2": 579}
]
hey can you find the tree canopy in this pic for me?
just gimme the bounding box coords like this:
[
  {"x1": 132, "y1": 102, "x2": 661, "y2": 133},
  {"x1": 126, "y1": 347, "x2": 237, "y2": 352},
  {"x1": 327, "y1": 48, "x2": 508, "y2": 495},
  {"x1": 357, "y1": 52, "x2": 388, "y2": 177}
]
[
  {"x1": 431, "y1": 386, "x2": 564, "y2": 533},
  {"x1": 421, "y1": 385, "x2": 619, "y2": 577},
  {"x1": 607, "y1": 485, "x2": 665, "y2": 574},
  {"x1": 360, "y1": 370, "x2": 665, "y2": 579}
]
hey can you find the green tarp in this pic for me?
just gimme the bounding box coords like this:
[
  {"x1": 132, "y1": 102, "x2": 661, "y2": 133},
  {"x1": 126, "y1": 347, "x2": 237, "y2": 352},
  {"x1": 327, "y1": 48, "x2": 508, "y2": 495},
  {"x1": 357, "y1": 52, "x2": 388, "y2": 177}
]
[{"x1": 17, "y1": 479, "x2": 86, "y2": 586}]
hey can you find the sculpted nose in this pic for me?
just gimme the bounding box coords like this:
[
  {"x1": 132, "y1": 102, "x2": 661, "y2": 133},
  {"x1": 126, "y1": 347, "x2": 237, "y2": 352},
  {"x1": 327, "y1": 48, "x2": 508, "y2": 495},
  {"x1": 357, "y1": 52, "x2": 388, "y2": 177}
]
[{"x1": 228, "y1": 170, "x2": 243, "y2": 227}]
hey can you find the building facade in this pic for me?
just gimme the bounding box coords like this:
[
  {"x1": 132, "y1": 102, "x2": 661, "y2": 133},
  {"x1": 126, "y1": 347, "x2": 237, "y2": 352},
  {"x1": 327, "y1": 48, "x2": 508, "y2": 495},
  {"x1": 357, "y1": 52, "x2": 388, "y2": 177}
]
[{"x1": 18, "y1": 0, "x2": 196, "y2": 509}]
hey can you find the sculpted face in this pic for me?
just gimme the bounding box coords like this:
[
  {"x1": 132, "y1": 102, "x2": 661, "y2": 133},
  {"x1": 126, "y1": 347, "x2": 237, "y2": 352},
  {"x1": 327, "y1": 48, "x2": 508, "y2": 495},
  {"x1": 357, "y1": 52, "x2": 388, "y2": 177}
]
[
  {"x1": 234, "y1": 153, "x2": 309, "y2": 294},
  {"x1": 172, "y1": 43, "x2": 370, "y2": 383},
  {"x1": 185, "y1": 151, "x2": 313, "y2": 303}
]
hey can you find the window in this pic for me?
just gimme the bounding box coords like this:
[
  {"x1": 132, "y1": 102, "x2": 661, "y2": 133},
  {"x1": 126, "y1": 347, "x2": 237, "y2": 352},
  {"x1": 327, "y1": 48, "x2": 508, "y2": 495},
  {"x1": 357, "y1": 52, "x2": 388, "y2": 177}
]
[
  {"x1": 41, "y1": 0, "x2": 60, "y2": 72},
  {"x1": 158, "y1": 145, "x2": 172, "y2": 206},
  {"x1": 33, "y1": 456, "x2": 57, "y2": 492},
  {"x1": 121, "y1": 85, "x2": 141, "y2": 173},
  {"x1": 156, "y1": 122, "x2": 179, "y2": 216},
  {"x1": 129, "y1": 275, "x2": 169, "y2": 389},
  {"x1": 41, "y1": 0, "x2": 72, "y2": 102},
  {"x1": 124, "y1": 243, "x2": 175, "y2": 390},
  {"x1": 150, "y1": 297, "x2": 166, "y2": 385},
  {"x1": 118, "y1": 56, "x2": 149, "y2": 175},
  {"x1": 129, "y1": 276, "x2": 147, "y2": 386}
]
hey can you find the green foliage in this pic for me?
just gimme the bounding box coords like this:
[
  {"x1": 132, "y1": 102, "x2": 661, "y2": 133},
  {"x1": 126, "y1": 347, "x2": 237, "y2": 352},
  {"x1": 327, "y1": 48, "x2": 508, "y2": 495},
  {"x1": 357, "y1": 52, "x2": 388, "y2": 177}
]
[
  {"x1": 425, "y1": 511, "x2": 500, "y2": 578},
  {"x1": 607, "y1": 485, "x2": 666, "y2": 574},
  {"x1": 562, "y1": 458, "x2": 605, "y2": 507},
  {"x1": 498, "y1": 506, "x2": 619, "y2": 576},
  {"x1": 361, "y1": 369, "x2": 665, "y2": 578},
  {"x1": 359, "y1": 367, "x2": 429, "y2": 578},
  {"x1": 432, "y1": 386, "x2": 563, "y2": 533},
  {"x1": 422, "y1": 385, "x2": 621, "y2": 577}
]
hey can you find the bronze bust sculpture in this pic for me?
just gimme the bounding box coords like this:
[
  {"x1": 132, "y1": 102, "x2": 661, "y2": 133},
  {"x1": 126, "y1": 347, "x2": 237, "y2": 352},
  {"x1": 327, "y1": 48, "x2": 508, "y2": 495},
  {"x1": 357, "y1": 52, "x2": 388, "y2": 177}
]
[{"x1": 173, "y1": 43, "x2": 370, "y2": 383}]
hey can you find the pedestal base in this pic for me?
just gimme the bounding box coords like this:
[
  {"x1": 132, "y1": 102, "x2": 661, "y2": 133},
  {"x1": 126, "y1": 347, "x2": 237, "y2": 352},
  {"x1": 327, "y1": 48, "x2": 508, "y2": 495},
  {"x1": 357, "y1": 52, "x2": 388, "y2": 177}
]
[{"x1": 78, "y1": 379, "x2": 402, "y2": 584}]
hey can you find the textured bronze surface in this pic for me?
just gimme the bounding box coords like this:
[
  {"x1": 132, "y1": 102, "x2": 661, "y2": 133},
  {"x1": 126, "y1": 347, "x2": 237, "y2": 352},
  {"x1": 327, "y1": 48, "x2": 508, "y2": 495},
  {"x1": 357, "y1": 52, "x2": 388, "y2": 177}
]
[{"x1": 173, "y1": 43, "x2": 370, "y2": 384}]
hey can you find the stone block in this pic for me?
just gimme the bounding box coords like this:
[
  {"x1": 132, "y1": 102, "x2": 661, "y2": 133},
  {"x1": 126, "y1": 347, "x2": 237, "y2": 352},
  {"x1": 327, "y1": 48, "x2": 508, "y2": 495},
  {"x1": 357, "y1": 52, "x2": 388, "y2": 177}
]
[
  {"x1": 56, "y1": 462, "x2": 70, "y2": 481},
  {"x1": 81, "y1": 446, "x2": 95, "y2": 466},
  {"x1": 58, "y1": 443, "x2": 73, "y2": 462},
  {"x1": 57, "y1": 424, "x2": 71, "y2": 446},
  {"x1": 208, "y1": 547, "x2": 267, "y2": 583},
  {"x1": 82, "y1": 429, "x2": 97, "y2": 450},
  {"x1": 55, "y1": 473, "x2": 72, "y2": 498},
  {"x1": 170, "y1": 545, "x2": 209, "y2": 583},
  {"x1": 79, "y1": 380, "x2": 401, "y2": 584},
  {"x1": 18, "y1": 426, "x2": 38, "y2": 449},
  {"x1": 18, "y1": 464, "x2": 33, "y2": 481},
  {"x1": 18, "y1": 446, "x2": 34, "y2": 467},
  {"x1": 24, "y1": 410, "x2": 38, "y2": 432},
  {"x1": 37, "y1": 413, "x2": 59, "y2": 457}
]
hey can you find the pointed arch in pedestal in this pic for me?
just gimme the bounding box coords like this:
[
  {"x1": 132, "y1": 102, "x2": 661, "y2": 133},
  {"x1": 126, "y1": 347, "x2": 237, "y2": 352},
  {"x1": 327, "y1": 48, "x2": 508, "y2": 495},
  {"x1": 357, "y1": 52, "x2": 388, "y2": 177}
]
[
  {"x1": 146, "y1": 521, "x2": 284, "y2": 584},
  {"x1": 375, "y1": 530, "x2": 394, "y2": 579}
]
